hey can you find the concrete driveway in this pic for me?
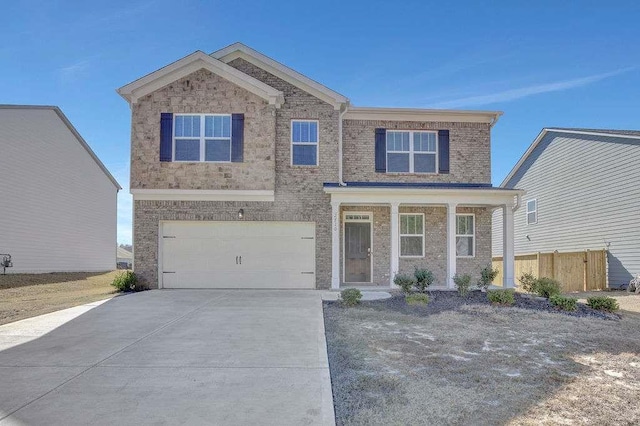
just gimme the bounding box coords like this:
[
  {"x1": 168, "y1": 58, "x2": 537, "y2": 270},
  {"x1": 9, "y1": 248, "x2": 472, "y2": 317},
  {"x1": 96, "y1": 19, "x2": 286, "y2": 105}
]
[{"x1": 0, "y1": 290, "x2": 335, "y2": 425}]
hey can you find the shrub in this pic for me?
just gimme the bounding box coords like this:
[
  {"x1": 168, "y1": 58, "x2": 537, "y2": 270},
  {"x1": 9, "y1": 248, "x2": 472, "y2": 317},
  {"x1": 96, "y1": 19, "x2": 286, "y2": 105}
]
[
  {"x1": 477, "y1": 265, "x2": 499, "y2": 291},
  {"x1": 394, "y1": 274, "x2": 416, "y2": 294},
  {"x1": 487, "y1": 289, "x2": 515, "y2": 306},
  {"x1": 519, "y1": 273, "x2": 538, "y2": 293},
  {"x1": 549, "y1": 295, "x2": 577, "y2": 311},
  {"x1": 341, "y1": 288, "x2": 362, "y2": 307},
  {"x1": 406, "y1": 293, "x2": 429, "y2": 305},
  {"x1": 111, "y1": 271, "x2": 139, "y2": 292},
  {"x1": 414, "y1": 268, "x2": 434, "y2": 293},
  {"x1": 535, "y1": 277, "x2": 562, "y2": 298},
  {"x1": 453, "y1": 273, "x2": 472, "y2": 297},
  {"x1": 586, "y1": 296, "x2": 619, "y2": 312}
]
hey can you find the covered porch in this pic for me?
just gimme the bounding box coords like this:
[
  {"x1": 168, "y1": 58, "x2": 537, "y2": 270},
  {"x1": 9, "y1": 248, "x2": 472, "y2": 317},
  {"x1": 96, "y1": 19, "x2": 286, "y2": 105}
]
[{"x1": 324, "y1": 183, "x2": 523, "y2": 290}]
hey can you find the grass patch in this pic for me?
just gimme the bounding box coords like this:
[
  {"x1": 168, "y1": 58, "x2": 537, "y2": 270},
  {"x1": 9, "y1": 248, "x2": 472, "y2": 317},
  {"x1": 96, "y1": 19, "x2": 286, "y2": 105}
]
[{"x1": 405, "y1": 293, "x2": 429, "y2": 305}]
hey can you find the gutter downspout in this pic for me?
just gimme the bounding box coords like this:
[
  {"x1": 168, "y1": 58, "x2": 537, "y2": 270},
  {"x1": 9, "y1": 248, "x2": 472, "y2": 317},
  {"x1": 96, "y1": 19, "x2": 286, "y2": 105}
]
[{"x1": 338, "y1": 103, "x2": 349, "y2": 186}]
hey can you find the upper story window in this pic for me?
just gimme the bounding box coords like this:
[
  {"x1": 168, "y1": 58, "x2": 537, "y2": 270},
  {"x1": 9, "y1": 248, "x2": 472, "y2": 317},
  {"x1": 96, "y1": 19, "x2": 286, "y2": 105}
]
[
  {"x1": 456, "y1": 214, "x2": 475, "y2": 257},
  {"x1": 387, "y1": 131, "x2": 437, "y2": 173},
  {"x1": 400, "y1": 213, "x2": 424, "y2": 257},
  {"x1": 291, "y1": 120, "x2": 318, "y2": 166},
  {"x1": 174, "y1": 114, "x2": 231, "y2": 162},
  {"x1": 527, "y1": 199, "x2": 537, "y2": 224}
]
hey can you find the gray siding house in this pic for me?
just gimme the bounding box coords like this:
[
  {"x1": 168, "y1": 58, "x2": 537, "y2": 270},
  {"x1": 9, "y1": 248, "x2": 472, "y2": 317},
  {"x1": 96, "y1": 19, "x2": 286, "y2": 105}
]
[
  {"x1": 493, "y1": 128, "x2": 640, "y2": 288},
  {"x1": 0, "y1": 105, "x2": 121, "y2": 273}
]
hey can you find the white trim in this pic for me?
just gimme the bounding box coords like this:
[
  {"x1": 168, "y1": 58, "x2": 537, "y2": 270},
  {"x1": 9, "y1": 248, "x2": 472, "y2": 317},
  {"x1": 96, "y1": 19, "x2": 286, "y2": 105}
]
[
  {"x1": 399, "y1": 213, "x2": 425, "y2": 258},
  {"x1": 342, "y1": 211, "x2": 373, "y2": 284},
  {"x1": 446, "y1": 203, "x2": 457, "y2": 289},
  {"x1": 386, "y1": 130, "x2": 438, "y2": 174},
  {"x1": 526, "y1": 198, "x2": 537, "y2": 225},
  {"x1": 390, "y1": 202, "x2": 400, "y2": 288},
  {"x1": 502, "y1": 205, "x2": 515, "y2": 288},
  {"x1": 117, "y1": 51, "x2": 284, "y2": 107},
  {"x1": 344, "y1": 107, "x2": 502, "y2": 126},
  {"x1": 172, "y1": 113, "x2": 232, "y2": 162},
  {"x1": 290, "y1": 119, "x2": 319, "y2": 166},
  {"x1": 131, "y1": 189, "x2": 274, "y2": 202},
  {"x1": 324, "y1": 187, "x2": 524, "y2": 207},
  {"x1": 500, "y1": 128, "x2": 640, "y2": 188},
  {"x1": 331, "y1": 201, "x2": 340, "y2": 289},
  {"x1": 455, "y1": 213, "x2": 475, "y2": 258},
  {"x1": 211, "y1": 43, "x2": 349, "y2": 109}
]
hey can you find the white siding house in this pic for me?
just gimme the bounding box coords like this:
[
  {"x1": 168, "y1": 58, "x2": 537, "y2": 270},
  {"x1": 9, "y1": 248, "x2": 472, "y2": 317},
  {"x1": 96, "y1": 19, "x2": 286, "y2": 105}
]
[
  {"x1": 0, "y1": 105, "x2": 121, "y2": 273},
  {"x1": 493, "y1": 128, "x2": 640, "y2": 288}
]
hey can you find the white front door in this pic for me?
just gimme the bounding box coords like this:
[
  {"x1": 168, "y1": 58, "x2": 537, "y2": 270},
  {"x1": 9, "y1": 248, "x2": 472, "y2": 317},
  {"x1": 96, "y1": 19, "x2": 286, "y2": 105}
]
[{"x1": 160, "y1": 221, "x2": 316, "y2": 289}]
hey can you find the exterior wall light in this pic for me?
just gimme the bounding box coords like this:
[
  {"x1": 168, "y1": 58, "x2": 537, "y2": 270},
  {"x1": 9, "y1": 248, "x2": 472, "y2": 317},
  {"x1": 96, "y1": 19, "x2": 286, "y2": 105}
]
[{"x1": 238, "y1": 209, "x2": 244, "y2": 219}]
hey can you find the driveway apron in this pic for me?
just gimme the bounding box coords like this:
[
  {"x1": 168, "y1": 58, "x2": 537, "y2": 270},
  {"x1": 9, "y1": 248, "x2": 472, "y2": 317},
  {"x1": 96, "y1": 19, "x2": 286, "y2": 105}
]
[{"x1": 0, "y1": 290, "x2": 334, "y2": 425}]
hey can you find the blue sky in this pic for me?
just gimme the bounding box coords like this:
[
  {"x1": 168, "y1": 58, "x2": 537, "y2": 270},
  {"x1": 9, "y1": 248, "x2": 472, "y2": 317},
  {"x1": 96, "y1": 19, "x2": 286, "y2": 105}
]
[{"x1": 2, "y1": 0, "x2": 639, "y2": 244}]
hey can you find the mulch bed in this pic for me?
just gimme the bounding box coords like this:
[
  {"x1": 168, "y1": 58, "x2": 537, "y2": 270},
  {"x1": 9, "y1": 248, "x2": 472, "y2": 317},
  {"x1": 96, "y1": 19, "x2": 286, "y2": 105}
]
[{"x1": 355, "y1": 290, "x2": 620, "y2": 320}]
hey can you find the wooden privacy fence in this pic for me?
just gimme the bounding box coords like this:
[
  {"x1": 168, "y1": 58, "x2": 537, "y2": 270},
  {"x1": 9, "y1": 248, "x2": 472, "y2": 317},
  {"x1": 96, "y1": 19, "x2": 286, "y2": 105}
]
[{"x1": 492, "y1": 250, "x2": 607, "y2": 292}]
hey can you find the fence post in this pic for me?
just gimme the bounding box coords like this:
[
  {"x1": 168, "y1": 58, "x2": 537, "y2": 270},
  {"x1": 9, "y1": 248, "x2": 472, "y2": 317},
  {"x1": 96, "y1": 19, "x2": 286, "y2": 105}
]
[
  {"x1": 584, "y1": 250, "x2": 588, "y2": 291},
  {"x1": 552, "y1": 250, "x2": 558, "y2": 280},
  {"x1": 536, "y1": 252, "x2": 541, "y2": 278}
]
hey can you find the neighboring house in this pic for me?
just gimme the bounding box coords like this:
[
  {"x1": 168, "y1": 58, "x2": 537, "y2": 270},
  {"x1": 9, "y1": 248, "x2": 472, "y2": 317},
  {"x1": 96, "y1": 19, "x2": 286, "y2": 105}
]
[
  {"x1": 118, "y1": 42, "x2": 522, "y2": 290},
  {"x1": 0, "y1": 105, "x2": 121, "y2": 273},
  {"x1": 492, "y1": 128, "x2": 640, "y2": 288},
  {"x1": 117, "y1": 246, "x2": 133, "y2": 269}
]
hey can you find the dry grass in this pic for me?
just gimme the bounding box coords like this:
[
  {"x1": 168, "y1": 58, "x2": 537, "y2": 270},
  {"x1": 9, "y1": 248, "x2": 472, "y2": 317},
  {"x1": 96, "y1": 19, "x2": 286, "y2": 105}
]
[
  {"x1": 324, "y1": 300, "x2": 640, "y2": 426},
  {"x1": 0, "y1": 271, "x2": 119, "y2": 325},
  {"x1": 570, "y1": 290, "x2": 640, "y2": 315}
]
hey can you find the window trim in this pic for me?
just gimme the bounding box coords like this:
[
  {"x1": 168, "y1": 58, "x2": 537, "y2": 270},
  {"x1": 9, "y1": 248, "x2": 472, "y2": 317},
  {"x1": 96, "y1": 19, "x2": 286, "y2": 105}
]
[
  {"x1": 526, "y1": 199, "x2": 537, "y2": 225},
  {"x1": 290, "y1": 119, "x2": 319, "y2": 167},
  {"x1": 172, "y1": 113, "x2": 232, "y2": 163},
  {"x1": 386, "y1": 130, "x2": 438, "y2": 174},
  {"x1": 455, "y1": 213, "x2": 475, "y2": 258},
  {"x1": 399, "y1": 213, "x2": 425, "y2": 258}
]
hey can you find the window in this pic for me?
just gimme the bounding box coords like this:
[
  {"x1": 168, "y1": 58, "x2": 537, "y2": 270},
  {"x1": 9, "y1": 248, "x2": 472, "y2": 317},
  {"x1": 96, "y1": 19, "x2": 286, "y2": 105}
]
[
  {"x1": 527, "y1": 199, "x2": 537, "y2": 224},
  {"x1": 387, "y1": 131, "x2": 437, "y2": 173},
  {"x1": 174, "y1": 114, "x2": 231, "y2": 162},
  {"x1": 456, "y1": 214, "x2": 475, "y2": 257},
  {"x1": 400, "y1": 214, "x2": 424, "y2": 257},
  {"x1": 291, "y1": 120, "x2": 318, "y2": 166}
]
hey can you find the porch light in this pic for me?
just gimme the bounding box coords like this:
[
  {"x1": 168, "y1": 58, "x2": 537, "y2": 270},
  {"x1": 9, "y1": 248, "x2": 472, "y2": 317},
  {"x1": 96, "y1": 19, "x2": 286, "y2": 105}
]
[{"x1": 238, "y1": 209, "x2": 244, "y2": 219}]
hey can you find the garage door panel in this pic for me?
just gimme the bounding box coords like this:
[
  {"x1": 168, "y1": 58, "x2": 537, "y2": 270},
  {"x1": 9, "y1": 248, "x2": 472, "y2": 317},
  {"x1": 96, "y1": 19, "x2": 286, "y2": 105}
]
[{"x1": 161, "y1": 221, "x2": 315, "y2": 289}]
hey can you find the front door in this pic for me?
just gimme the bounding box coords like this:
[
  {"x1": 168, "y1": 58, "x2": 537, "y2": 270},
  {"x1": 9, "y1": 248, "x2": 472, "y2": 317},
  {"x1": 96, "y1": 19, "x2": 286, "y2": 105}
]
[{"x1": 344, "y1": 220, "x2": 372, "y2": 283}]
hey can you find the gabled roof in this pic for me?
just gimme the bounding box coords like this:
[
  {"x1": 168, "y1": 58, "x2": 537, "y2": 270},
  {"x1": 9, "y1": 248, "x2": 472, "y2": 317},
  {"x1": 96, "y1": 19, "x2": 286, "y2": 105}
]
[
  {"x1": 0, "y1": 105, "x2": 121, "y2": 190},
  {"x1": 211, "y1": 42, "x2": 349, "y2": 109},
  {"x1": 117, "y1": 51, "x2": 284, "y2": 107},
  {"x1": 500, "y1": 127, "x2": 640, "y2": 187},
  {"x1": 117, "y1": 246, "x2": 132, "y2": 259}
]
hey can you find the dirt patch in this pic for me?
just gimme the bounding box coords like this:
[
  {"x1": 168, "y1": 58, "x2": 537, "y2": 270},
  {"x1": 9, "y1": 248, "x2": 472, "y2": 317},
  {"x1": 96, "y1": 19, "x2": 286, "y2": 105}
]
[
  {"x1": 324, "y1": 296, "x2": 640, "y2": 425},
  {"x1": 0, "y1": 271, "x2": 119, "y2": 325}
]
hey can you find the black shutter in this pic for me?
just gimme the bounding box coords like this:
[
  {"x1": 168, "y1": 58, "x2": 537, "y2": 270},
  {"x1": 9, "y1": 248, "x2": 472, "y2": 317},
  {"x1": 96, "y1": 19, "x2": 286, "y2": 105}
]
[
  {"x1": 231, "y1": 113, "x2": 244, "y2": 163},
  {"x1": 159, "y1": 113, "x2": 173, "y2": 162},
  {"x1": 438, "y1": 130, "x2": 450, "y2": 174},
  {"x1": 375, "y1": 128, "x2": 386, "y2": 173}
]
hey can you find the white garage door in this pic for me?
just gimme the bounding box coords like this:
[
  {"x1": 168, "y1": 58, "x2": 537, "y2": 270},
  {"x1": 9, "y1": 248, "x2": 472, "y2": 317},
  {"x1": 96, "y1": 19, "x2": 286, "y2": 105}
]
[{"x1": 160, "y1": 221, "x2": 316, "y2": 289}]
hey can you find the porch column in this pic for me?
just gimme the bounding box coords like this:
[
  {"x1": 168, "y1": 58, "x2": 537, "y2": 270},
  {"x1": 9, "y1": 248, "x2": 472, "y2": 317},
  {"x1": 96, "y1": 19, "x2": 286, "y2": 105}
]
[
  {"x1": 446, "y1": 202, "x2": 457, "y2": 289},
  {"x1": 502, "y1": 204, "x2": 515, "y2": 288},
  {"x1": 390, "y1": 202, "x2": 400, "y2": 287},
  {"x1": 331, "y1": 201, "x2": 340, "y2": 290}
]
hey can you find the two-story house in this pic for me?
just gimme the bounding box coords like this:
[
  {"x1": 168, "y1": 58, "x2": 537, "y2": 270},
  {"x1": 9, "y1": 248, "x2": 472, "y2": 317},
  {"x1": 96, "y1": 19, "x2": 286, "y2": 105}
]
[{"x1": 118, "y1": 43, "x2": 522, "y2": 290}]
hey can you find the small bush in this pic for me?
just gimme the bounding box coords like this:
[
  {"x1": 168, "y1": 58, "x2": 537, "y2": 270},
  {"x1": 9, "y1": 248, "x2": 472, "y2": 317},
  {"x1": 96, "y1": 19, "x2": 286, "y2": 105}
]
[
  {"x1": 535, "y1": 277, "x2": 562, "y2": 298},
  {"x1": 341, "y1": 288, "x2": 362, "y2": 306},
  {"x1": 394, "y1": 274, "x2": 416, "y2": 294},
  {"x1": 487, "y1": 289, "x2": 515, "y2": 306},
  {"x1": 453, "y1": 273, "x2": 472, "y2": 297},
  {"x1": 478, "y1": 265, "x2": 499, "y2": 291},
  {"x1": 414, "y1": 268, "x2": 434, "y2": 293},
  {"x1": 586, "y1": 296, "x2": 619, "y2": 312},
  {"x1": 406, "y1": 293, "x2": 429, "y2": 305},
  {"x1": 519, "y1": 273, "x2": 538, "y2": 293},
  {"x1": 111, "y1": 271, "x2": 139, "y2": 292},
  {"x1": 549, "y1": 295, "x2": 577, "y2": 311}
]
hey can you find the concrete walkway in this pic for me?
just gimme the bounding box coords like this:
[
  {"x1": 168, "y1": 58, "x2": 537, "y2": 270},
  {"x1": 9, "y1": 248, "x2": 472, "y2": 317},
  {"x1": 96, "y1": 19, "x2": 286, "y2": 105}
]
[{"x1": 0, "y1": 290, "x2": 334, "y2": 425}]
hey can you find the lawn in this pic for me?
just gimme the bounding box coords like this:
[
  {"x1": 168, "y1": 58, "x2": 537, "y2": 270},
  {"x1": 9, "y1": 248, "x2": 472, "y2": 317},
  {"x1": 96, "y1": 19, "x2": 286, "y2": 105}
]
[
  {"x1": 0, "y1": 271, "x2": 119, "y2": 326},
  {"x1": 324, "y1": 292, "x2": 640, "y2": 426}
]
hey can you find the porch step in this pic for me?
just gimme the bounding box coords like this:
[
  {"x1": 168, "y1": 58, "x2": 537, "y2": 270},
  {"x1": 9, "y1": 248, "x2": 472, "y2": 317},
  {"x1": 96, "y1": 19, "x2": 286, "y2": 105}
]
[{"x1": 322, "y1": 290, "x2": 392, "y2": 301}]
